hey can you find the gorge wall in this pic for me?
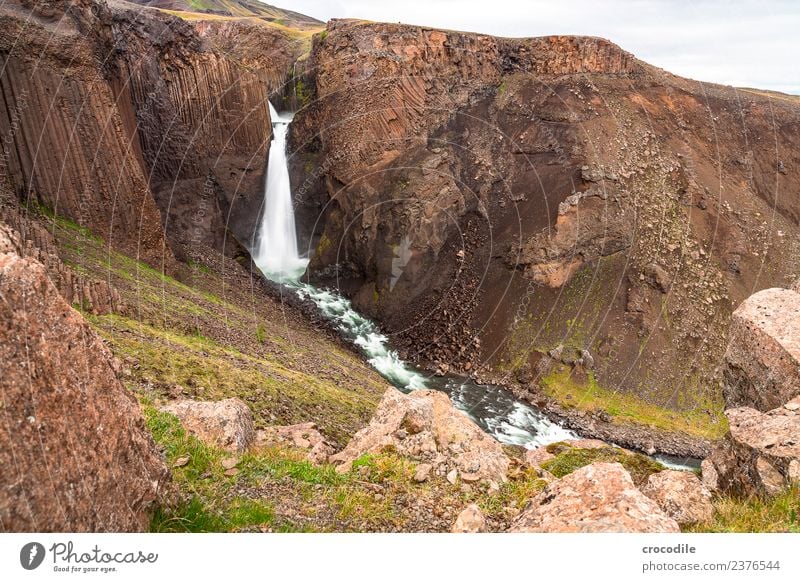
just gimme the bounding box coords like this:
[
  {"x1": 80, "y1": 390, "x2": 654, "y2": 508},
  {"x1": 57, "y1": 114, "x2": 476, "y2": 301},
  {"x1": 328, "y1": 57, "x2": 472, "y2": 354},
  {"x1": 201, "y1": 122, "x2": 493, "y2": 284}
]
[
  {"x1": 0, "y1": 0, "x2": 311, "y2": 265},
  {"x1": 291, "y1": 19, "x2": 800, "y2": 417}
]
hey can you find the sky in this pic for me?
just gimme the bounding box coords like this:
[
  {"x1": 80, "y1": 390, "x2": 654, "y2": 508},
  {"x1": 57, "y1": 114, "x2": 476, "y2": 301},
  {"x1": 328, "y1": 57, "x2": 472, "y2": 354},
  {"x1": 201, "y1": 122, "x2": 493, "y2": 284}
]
[{"x1": 279, "y1": 0, "x2": 800, "y2": 94}]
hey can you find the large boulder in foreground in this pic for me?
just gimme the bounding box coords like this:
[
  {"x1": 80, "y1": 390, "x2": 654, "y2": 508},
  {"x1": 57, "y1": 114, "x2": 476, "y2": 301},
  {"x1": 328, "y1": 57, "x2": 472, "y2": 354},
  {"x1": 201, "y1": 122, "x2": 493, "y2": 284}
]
[
  {"x1": 723, "y1": 288, "x2": 800, "y2": 411},
  {"x1": 330, "y1": 388, "x2": 510, "y2": 484},
  {"x1": 162, "y1": 398, "x2": 255, "y2": 452},
  {"x1": 642, "y1": 470, "x2": 714, "y2": 526},
  {"x1": 704, "y1": 398, "x2": 800, "y2": 497},
  {"x1": 508, "y1": 463, "x2": 680, "y2": 532},
  {"x1": 0, "y1": 225, "x2": 169, "y2": 532}
]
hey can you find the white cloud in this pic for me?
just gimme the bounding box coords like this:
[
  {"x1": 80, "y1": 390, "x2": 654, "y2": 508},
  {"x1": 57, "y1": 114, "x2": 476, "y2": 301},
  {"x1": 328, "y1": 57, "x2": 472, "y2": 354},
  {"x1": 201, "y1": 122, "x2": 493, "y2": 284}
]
[{"x1": 281, "y1": 0, "x2": 800, "y2": 93}]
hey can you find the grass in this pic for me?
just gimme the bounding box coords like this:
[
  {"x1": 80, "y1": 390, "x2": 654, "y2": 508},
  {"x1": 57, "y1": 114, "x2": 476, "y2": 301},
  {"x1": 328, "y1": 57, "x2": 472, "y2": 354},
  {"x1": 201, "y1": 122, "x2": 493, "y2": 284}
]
[
  {"x1": 540, "y1": 441, "x2": 664, "y2": 487},
  {"x1": 541, "y1": 368, "x2": 728, "y2": 440},
  {"x1": 37, "y1": 208, "x2": 390, "y2": 448},
  {"x1": 690, "y1": 487, "x2": 800, "y2": 533},
  {"x1": 477, "y1": 467, "x2": 547, "y2": 519},
  {"x1": 91, "y1": 313, "x2": 381, "y2": 445},
  {"x1": 146, "y1": 405, "x2": 278, "y2": 532},
  {"x1": 30, "y1": 199, "x2": 100, "y2": 241}
]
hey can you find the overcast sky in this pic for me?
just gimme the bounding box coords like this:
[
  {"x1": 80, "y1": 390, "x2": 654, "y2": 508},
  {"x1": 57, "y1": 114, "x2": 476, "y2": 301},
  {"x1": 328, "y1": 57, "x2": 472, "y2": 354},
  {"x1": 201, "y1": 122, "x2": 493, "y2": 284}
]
[{"x1": 280, "y1": 0, "x2": 800, "y2": 94}]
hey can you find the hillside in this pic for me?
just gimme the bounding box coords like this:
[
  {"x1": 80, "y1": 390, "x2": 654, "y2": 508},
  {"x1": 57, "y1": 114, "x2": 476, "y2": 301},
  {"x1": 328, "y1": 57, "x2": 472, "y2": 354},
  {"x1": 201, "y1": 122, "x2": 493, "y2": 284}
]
[{"x1": 125, "y1": 0, "x2": 323, "y2": 28}]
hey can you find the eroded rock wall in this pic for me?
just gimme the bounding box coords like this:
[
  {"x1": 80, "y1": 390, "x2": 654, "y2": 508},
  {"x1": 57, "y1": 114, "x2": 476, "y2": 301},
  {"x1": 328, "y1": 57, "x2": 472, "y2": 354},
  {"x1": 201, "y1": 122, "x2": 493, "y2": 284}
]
[{"x1": 294, "y1": 19, "x2": 800, "y2": 411}]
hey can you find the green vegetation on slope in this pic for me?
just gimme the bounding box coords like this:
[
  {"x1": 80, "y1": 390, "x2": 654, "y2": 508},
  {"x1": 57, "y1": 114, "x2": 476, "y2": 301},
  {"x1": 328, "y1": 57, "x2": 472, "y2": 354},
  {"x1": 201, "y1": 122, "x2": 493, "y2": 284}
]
[
  {"x1": 541, "y1": 367, "x2": 728, "y2": 440},
  {"x1": 39, "y1": 203, "x2": 390, "y2": 446},
  {"x1": 146, "y1": 406, "x2": 548, "y2": 532},
  {"x1": 690, "y1": 488, "x2": 800, "y2": 533}
]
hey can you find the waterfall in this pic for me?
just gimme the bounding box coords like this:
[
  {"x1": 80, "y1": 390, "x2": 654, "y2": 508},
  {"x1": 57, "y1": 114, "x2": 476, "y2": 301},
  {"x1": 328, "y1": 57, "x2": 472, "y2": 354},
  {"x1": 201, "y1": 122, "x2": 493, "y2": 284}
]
[
  {"x1": 250, "y1": 104, "x2": 696, "y2": 467},
  {"x1": 253, "y1": 103, "x2": 308, "y2": 280}
]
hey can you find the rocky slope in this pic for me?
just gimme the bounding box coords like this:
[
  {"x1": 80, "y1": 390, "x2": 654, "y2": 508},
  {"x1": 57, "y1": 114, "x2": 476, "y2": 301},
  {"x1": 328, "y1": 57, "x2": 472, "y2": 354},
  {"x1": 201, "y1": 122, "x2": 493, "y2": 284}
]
[{"x1": 292, "y1": 20, "x2": 800, "y2": 440}]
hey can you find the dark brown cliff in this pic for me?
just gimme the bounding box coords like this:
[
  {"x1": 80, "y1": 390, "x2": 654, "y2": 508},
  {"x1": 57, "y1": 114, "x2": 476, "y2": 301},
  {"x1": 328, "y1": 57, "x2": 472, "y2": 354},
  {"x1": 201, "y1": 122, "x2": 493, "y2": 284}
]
[
  {"x1": 1, "y1": 0, "x2": 313, "y2": 264},
  {"x1": 292, "y1": 19, "x2": 800, "y2": 423}
]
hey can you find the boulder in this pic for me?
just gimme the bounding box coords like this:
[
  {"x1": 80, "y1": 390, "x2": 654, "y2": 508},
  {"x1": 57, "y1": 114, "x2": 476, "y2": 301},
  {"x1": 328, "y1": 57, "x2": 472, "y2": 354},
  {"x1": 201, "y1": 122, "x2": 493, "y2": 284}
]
[
  {"x1": 329, "y1": 388, "x2": 510, "y2": 484},
  {"x1": 700, "y1": 459, "x2": 719, "y2": 492},
  {"x1": 642, "y1": 470, "x2": 714, "y2": 526},
  {"x1": 0, "y1": 226, "x2": 169, "y2": 531},
  {"x1": 705, "y1": 398, "x2": 800, "y2": 497},
  {"x1": 723, "y1": 288, "x2": 800, "y2": 411},
  {"x1": 162, "y1": 398, "x2": 255, "y2": 452},
  {"x1": 255, "y1": 422, "x2": 334, "y2": 464},
  {"x1": 451, "y1": 504, "x2": 487, "y2": 533},
  {"x1": 508, "y1": 463, "x2": 680, "y2": 532}
]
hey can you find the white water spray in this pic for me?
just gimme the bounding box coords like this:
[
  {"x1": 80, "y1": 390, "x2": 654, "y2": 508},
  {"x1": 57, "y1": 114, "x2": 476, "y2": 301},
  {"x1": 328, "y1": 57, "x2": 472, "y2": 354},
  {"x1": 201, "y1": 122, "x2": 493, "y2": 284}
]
[{"x1": 253, "y1": 103, "x2": 308, "y2": 279}]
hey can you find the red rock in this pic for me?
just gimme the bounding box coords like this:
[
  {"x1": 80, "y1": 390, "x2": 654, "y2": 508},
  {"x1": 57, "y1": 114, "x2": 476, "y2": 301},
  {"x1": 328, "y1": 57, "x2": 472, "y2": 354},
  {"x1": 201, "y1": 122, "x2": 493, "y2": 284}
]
[
  {"x1": 162, "y1": 398, "x2": 255, "y2": 453},
  {"x1": 705, "y1": 399, "x2": 800, "y2": 497},
  {"x1": 642, "y1": 470, "x2": 714, "y2": 526},
  {"x1": 509, "y1": 463, "x2": 680, "y2": 533},
  {"x1": 330, "y1": 388, "x2": 510, "y2": 484},
  {"x1": 451, "y1": 504, "x2": 486, "y2": 533},
  {"x1": 724, "y1": 288, "x2": 800, "y2": 411},
  {"x1": 0, "y1": 225, "x2": 169, "y2": 531}
]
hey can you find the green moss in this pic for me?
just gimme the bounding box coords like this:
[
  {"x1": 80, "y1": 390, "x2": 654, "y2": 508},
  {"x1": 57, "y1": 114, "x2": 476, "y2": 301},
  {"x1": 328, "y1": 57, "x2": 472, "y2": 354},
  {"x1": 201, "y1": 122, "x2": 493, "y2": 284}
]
[
  {"x1": 187, "y1": 259, "x2": 212, "y2": 274},
  {"x1": 478, "y1": 467, "x2": 547, "y2": 519},
  {"x1": 541, "y1": 442, "x2": 664, "y2": 487},
  {"x1": 255, "y1": 323, "x2": 267, "y2": 344},
  {"x1": 497, "y1": 79, "x2": 508, "y2": 95},
  {"x1": 316, "y1": 233, "x2": 332, "y2": 257},
  {"x1": 541, "y1": 368, "x2": 728, "y2": 440},
  {"x1": 29, "y1": 199, "x2": 100, "y2": 241},
  {"x1": 294, "y1": 78, "x2": 311, "y2": 108}
]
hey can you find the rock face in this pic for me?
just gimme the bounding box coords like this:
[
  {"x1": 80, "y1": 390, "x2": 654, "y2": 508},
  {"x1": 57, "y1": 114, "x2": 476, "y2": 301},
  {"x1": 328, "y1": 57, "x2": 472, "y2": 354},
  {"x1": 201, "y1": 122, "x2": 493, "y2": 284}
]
[
  {"x1": 0, "y1": 0, "x2": 309, "y2": 263},
  {"x1": 451, "y1": 504, "x2": 487, "y2": 533},
  {"x1": 162, "y1": 398, "x2": 256, "y2": 452},
  {"x1": 642, "y1": 470, "x2": 714, "y2": 526},
  {"x1": 0, "y1": 0, "x2": 171, "y2": 267},
  {"x1": 705, "y1": 398, "x2": 800, "y2": 497},
  {"x1": 0, "y1": 225, "x2": 169, "y2": 532},
  {"x1": 723, "y1": 288, "x2": 800, "y2": 411},
  {"x1": 509, "y1": 463, "x2": 680, "y2": 533},
  {"x1": 330, "y1": 388, "x2": 510, "y2": 484},
  {"x1": 294, "y1": 18, "x2": 800, "y2": 411}
]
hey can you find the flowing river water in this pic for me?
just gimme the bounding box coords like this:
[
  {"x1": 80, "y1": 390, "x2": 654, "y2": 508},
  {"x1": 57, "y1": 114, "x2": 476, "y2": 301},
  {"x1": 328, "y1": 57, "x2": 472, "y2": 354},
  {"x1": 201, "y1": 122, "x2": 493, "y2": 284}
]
[{"x1": 253, "y1": 105, "x2": 697, "y2": 469}]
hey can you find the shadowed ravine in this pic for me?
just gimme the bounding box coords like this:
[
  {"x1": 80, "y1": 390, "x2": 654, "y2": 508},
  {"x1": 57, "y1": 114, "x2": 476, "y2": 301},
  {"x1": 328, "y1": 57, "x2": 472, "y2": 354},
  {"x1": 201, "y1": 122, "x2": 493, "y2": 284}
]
[{"x1": 253, "y1": 104, "x2": 696, "y2": 470}]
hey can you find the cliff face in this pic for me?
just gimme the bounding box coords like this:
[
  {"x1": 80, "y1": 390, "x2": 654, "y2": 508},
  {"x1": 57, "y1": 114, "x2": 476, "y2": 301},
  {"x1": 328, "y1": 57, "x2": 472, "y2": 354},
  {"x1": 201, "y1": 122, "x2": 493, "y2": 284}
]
[
  {"x1": 1, "y1": 0, "x2": 308, "y2": 264},
  {"x1": 293, "y1": 20, "x2": 800, "y2": 412},
  {"x1": 0, "y1": 0, "x2": 171, "y2": 267}
]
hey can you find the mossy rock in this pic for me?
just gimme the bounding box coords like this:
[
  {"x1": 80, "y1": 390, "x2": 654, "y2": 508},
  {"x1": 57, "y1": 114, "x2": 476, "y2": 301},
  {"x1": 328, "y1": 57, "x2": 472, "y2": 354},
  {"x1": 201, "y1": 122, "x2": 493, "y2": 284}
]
[{"x1": 541, "y1": 443, "x2": 664, "y2": 487}]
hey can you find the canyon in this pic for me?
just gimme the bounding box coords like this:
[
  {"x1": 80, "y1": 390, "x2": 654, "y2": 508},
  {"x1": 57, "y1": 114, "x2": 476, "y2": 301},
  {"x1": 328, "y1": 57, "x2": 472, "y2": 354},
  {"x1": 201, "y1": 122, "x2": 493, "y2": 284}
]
[{"x1": 0, "y1": 0, "x2": 799, "y2": 532}]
